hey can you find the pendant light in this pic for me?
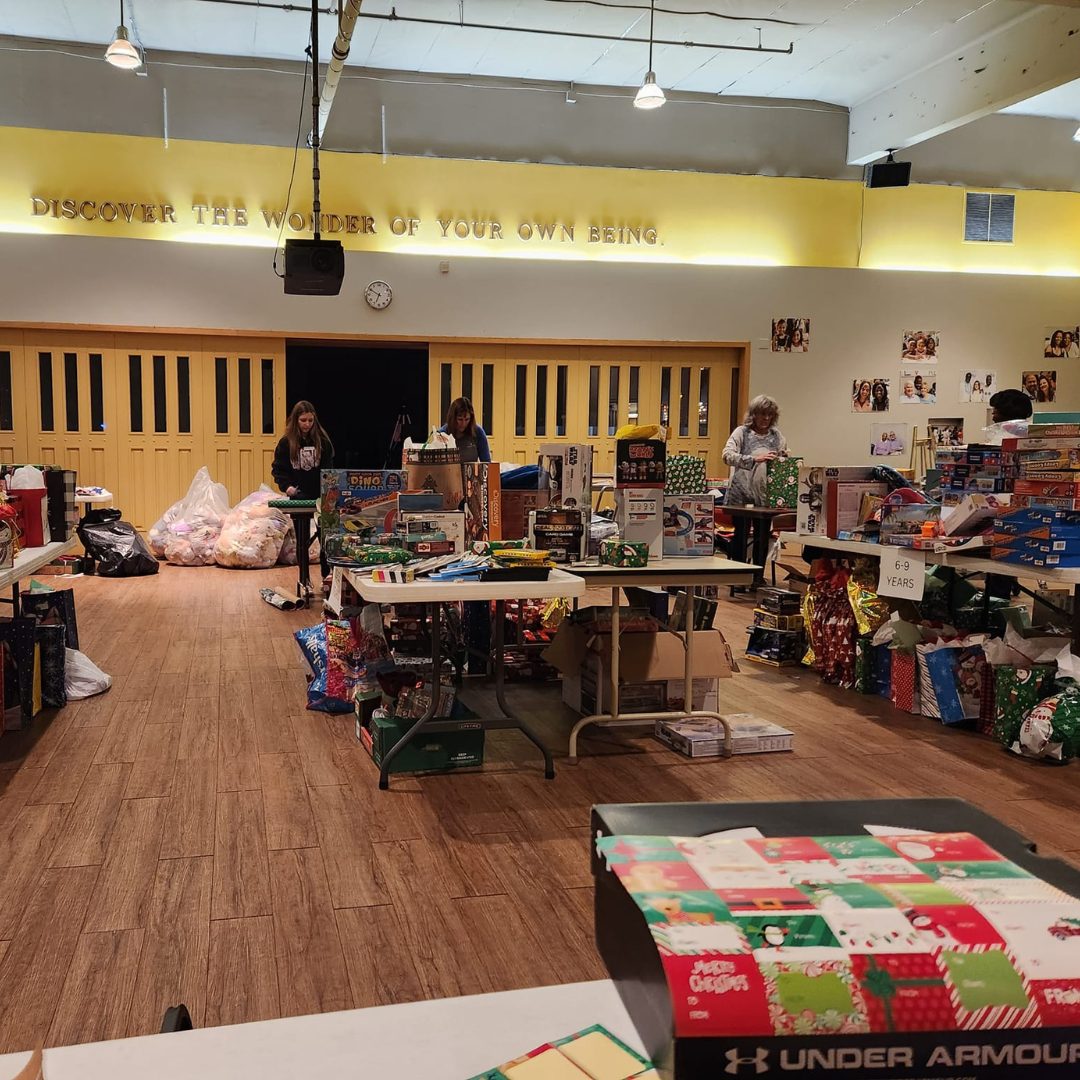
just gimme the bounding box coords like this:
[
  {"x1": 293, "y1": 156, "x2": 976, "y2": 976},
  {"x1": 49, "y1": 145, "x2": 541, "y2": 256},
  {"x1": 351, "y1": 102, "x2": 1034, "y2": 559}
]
[
  {"x1": 105, "y1": 0, "x2": 142, "y2": 70},
  {"x1": 633, "y1": 0, "x2": 665, "y2": 110}
]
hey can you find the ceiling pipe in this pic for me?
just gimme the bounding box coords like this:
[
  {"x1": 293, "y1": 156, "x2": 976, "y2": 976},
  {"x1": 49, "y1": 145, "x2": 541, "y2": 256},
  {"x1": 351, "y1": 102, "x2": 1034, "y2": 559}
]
[{"x1": 316, "y1": 0, "x2": 362, "y2": 138}]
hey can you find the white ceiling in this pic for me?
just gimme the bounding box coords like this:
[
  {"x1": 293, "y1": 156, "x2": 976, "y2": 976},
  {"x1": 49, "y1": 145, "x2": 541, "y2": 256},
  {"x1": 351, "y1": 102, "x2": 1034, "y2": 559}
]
[
  {"x1": 0, "y1": 0, "x2": 1059, "y2": 108},
  {"x1": 1002, "y1": 78, "x2": 1080, "y2": 120}
]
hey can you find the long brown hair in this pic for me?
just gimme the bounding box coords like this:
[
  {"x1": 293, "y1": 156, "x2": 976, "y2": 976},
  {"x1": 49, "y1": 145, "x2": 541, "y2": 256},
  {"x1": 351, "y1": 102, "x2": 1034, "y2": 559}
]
[
  {"x1": 444, "y1": 396, "x2": 478, "y2": 440},
  {"x1": 285, "y1": 400, "x2": 329, "y2": 463}
]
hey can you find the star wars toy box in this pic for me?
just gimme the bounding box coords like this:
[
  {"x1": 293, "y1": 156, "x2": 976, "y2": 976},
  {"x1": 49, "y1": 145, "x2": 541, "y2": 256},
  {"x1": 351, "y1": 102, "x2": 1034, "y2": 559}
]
[
  {"x1": 796, "y1": 467, "x2": 877, "y2": 537},
  {"x1": 539, "y1": 443, "x2": 594, "y2": 511},
  {"x1": 319, "y1": 469, "x2": 406, "y2": 538},
  {"x1": 592, "y1": 798, "x2": 1080, "y2": 1079}
]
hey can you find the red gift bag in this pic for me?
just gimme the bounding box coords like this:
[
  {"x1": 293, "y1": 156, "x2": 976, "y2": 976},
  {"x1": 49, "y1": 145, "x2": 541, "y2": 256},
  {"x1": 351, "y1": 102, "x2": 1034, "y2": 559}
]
[
  {"x1": 890, "y1": 649, "x2": 920, "y2": 713},
  {"x1": 977, "y1": 662, "x2": 996, "y2": 736}
]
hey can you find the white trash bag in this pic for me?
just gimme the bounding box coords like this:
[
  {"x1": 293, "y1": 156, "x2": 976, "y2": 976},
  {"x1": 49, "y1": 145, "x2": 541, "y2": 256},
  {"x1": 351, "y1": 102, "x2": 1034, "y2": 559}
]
[
  {"x1": 214, "y1": 486, "x2": 290, "y2": 569},
  {"x1": 65, "y1": 648, "x2": 112, "y2": 699},
  {"x1": 149, "y1": 467, "x2": 231, "y2": 565}
]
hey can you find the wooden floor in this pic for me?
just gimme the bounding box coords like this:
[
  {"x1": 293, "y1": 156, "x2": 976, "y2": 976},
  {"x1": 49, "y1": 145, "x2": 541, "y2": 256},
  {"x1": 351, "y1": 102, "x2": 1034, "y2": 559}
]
[{"x1": 0, "y1": 565, "x2": 1078, "y2": 1053}]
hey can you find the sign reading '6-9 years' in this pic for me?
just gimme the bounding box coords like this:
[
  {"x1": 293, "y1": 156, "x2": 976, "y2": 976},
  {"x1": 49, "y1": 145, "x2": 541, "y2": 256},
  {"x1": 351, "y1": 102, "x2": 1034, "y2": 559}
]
[{"x1": 877, "y1": 546, "x2": 926, "y2": 601}]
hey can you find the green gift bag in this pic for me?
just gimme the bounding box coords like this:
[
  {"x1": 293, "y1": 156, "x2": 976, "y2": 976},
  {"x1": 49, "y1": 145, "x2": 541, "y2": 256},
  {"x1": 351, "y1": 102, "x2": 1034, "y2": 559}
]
[
  {"x1": 766, "y1": 456, "x2": 803, "y2": 508},
  {"x1": 992, "y1": 664, "x2": 1057, "y2": 747},
  {"x1": 665, "y1": 454, "x2": 707, "y2": 495}
]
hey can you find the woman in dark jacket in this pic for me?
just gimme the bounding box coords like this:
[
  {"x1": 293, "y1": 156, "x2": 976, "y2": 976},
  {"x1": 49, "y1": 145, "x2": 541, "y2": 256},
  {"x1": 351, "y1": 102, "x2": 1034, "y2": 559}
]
[{"x1": 271, "y1": 400, "x2": 334, "y2": 500}]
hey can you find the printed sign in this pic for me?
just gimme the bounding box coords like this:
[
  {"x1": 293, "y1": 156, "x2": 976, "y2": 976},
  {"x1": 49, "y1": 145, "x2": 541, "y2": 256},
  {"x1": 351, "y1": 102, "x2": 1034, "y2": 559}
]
[{"x1": 877, "y1": 546, "x2": 926, "y2": 600}]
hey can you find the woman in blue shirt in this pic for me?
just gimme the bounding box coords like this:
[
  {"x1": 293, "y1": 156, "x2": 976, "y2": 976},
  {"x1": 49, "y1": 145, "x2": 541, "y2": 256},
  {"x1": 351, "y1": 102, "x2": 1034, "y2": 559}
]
[{"x1": 440, "y1": 397, "x2": 491, "y2": 462}]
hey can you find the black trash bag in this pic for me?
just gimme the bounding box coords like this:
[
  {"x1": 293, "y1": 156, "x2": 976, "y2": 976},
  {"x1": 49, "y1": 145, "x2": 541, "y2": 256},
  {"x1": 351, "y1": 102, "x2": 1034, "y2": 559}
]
[{"x1": 77, "y1": 519, "x2": 159, "y2": 577}]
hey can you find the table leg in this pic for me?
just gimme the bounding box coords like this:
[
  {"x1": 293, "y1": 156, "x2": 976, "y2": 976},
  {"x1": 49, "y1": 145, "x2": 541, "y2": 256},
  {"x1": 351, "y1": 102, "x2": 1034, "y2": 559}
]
[
  {"x1": 732, "y1": 516, "x2": 749, "y2": 563},
  {"x1": 11, "y1": 583, "x2": 18, "y2": 618},
  {"x1": 493, "y1": 599, "x2": 555, "y2": 780},
  {"x1": 568, "y1": 586, "x2": 619, "y2": 760},
  {"x1": 379, "y1": 602, "x2": 442, "y2": 790},
  {"x1": 752, "y1": 519, "x2": 771, "y2": 586},
  {"x1": 294, "y1": 513, "x2": 313, "y2": 600}
]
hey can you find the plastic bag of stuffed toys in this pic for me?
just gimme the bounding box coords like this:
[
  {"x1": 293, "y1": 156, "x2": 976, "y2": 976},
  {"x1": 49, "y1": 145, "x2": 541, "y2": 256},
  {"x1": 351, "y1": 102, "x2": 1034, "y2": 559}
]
[
  {"x1": 277, "y1": 524, "x2": 321, "y2": 566},
  {"x1": 214, "y1": 486, "x2": 290, "y2": 569},
  {"x1": 149, "y1": 466, "x2": 231, "y2": 566}
]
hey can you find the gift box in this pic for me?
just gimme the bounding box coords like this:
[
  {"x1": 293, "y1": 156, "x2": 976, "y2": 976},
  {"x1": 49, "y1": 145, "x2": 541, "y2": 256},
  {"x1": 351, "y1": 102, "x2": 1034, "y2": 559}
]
[
  {"x1": 993, "y1": 664, "x2": 1057, "y2": 747},
  {"x1": 766, "y1": 456, "x2": 803, "y2": 509},
  {"x1": 664, "y1": 453, "x2": 706, "y2": 495},
  {"x1": 599, "y1": 538, "x2": 650, "y2": 568}
]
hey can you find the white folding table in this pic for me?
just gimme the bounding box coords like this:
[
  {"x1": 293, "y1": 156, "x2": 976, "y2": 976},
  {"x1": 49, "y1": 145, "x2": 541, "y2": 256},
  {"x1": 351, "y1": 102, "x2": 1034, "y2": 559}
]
[
  {"x1": 0, "y1": 538, "x2": 79, "y2": 616},
  {"x1": 0, "y1": 980, "x2": 642, "y2": 1080},
  {"x1": 348, "y1": 567, "x2": 586, "y2": 788},
  {"x1": 563, "y1": 556, "x2": 759, "y2": 759}
]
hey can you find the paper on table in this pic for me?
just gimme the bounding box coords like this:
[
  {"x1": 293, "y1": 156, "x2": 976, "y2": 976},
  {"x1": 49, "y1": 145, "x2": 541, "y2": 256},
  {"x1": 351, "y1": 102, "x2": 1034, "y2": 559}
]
[{"x1": 700, "y1": 827, "x2": 765, "y2": 841}]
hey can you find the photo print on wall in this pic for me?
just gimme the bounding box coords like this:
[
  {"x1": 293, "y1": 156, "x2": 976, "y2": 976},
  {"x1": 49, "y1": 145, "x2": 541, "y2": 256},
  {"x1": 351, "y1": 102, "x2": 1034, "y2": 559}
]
[
  {"x1": 1023, "y1": 370, "x2": 1058, "y2": 404},
  {"x1": 771, "y1": 317, "x2": 810, "y2": 353},
  {"x1": 928, "y1": 418, "x2": 964, "y2": 447},
  {"x1": 898, "y1": 368, "x2": 937, "y2": 404},
  {"x1": 871, "y1": 422, "x2": 909, "y2": 457},
  {"x1": 958, "y1": 370, "x2": 996, "y2": 404},
  {"x1": 901, "y1": 330, "x2": 940, "y2": 362},
  {"x1": 1043, "y1": 327, "x2": 1080, "y2": 360},
  {"x1": 851, "y1": 378, "x2": 890, "y2": 413}
]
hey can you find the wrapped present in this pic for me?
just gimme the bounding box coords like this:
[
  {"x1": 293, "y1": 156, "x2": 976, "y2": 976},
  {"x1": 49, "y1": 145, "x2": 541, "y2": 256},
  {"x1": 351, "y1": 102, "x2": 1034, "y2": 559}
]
[
  {"x1": 323, "y1": 536, "x2": 412, "y2": 566},
  {"x1": 665, "y1": 453, "x2": 707, "y2": 495},
  {"x1": 1011, "y1": 686, "x2": 1080, "y2": 761},
  {"x1": 916, "y1": 639, "x2": 987, "y2": 724},
  {"x1": 599, "y1": 538, "x2": 649, "y2": 567},
  {"x1": 873, "y1": 642, "x2": 893, "y2": 698},
  {"x1": 890, "y1": 649, "x2": 920, "y2": 713},
  {"x1": 765, "y1": 456, "x2": 803, "y2": 509},
  {"x1": 993, "y1": 664, "x2": 1057, "y2": 747}
]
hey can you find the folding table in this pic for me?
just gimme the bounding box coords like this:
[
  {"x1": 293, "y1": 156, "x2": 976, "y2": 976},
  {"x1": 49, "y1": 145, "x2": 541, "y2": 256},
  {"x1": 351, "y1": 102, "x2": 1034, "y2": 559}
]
[{"x1": 348, "y1": 567, "x2": 586, "y2": 788}]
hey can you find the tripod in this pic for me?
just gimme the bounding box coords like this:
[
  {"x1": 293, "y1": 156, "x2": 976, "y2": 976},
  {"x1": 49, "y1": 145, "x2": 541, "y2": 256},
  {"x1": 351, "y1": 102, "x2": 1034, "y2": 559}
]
[{"x1": 383, "y1": 404, "x2": 411, "y2": 470}]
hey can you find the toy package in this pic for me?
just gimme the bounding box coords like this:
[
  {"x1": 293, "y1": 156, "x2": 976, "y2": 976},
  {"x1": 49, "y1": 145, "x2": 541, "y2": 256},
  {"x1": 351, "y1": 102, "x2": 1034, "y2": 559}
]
[
  {"x1": 318, "y1": 469, "x2": 406, "y2": 539},
  {"x1": 663, "y1": 495, "x2": 714, "y2": 557}
]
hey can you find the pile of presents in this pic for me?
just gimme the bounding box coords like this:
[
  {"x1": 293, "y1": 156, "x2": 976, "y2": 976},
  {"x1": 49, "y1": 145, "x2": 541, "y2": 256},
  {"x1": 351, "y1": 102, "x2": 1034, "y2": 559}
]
[{"x1": 799, "y1": 556, "x2": 1080, "y2": 762}]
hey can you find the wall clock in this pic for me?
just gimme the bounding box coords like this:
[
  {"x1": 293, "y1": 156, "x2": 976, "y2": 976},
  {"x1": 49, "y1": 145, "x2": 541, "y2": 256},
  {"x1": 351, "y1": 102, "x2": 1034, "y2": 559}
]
[{"x1": 364, "y1": 280, "x2": 393, "y2": 310}]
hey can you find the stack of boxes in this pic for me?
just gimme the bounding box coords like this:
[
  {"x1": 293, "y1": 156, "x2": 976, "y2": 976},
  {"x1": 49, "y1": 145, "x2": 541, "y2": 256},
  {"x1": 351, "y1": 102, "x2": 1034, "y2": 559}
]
[
  {"x1": 992, "y1": 423, "x2": 1080, "y2": 568},
  {"x1": 935, "y1": 444, "x2": 1014, "y2": 507},
  {"x1": 745, "y1": 587, "x2": 806, "y2": 666},
  {"x1": 614, "y1": 437, "x2": 667, "y2": 561}
]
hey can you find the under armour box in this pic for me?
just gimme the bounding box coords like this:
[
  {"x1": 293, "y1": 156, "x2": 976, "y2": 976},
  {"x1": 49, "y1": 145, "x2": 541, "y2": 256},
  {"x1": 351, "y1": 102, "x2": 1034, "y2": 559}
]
[{"x1": 591, "y1": 798, "x2": 1080, "y2": 1079}]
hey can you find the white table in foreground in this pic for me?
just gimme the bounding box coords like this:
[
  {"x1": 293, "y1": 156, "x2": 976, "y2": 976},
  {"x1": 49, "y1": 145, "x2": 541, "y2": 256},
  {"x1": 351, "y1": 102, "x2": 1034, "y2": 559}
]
[
  {"x1": 563, "y1": 556, "x2": 759, "y2": 759},
  {"x1": 0, "y1": 980, "x2": 641, "y2": 1080},
  {"x1": 1, "y1": 538, "x2": 79, "y2": 613},
  {"x1": 347, "y1": 566, "x2": 587, "y2": 788},
  {"x1": 75, "y1": 489, "x2": 113, "y2": 509}
]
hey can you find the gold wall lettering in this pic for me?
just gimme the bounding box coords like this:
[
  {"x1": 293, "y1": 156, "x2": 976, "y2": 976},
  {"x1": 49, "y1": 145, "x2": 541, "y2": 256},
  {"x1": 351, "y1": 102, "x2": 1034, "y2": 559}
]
[{"x1": 29, "y1": 196, "x2": 659, "y2": 246}]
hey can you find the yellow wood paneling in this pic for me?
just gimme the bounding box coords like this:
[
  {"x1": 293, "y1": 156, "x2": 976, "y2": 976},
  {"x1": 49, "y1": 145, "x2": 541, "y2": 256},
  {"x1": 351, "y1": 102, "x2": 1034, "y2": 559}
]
[
  {"x1": 430, "y1": 342, "x2": 744, "y2": 481},
  {"x1": 0, "y1": 328, "x2": 286, "y2": 532}
]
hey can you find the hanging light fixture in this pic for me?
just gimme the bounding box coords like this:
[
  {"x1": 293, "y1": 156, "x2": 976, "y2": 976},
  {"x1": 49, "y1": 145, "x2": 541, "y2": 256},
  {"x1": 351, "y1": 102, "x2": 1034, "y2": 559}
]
[
  {"x1": 633, "y1": 0, "x2": 665, "y2": 110},
  {"x1": 105, "y1": 0, "x2": 142, "y2": 70}
]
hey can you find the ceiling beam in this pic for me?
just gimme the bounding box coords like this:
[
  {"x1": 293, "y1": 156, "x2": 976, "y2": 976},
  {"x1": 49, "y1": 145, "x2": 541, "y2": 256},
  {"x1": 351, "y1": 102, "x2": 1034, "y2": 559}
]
[{"x1": 848, "y1": 5, "x2": 1080, "y2": 165}]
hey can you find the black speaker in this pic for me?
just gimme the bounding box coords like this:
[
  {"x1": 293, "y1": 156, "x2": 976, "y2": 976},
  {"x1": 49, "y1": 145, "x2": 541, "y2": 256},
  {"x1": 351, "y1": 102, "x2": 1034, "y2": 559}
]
[
  {"x1": 283, "y1": 238, "x2": 345, "y2": 295},
  {"x1": 863, "y1": 159, "x2": 911, "y2": 189}
]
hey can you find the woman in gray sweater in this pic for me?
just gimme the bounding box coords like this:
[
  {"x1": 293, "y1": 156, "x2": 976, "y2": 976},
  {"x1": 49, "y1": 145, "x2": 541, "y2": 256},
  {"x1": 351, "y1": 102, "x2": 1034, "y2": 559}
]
[{"x1": 723, "y1": 394, "x2": 787, "y2": 507}]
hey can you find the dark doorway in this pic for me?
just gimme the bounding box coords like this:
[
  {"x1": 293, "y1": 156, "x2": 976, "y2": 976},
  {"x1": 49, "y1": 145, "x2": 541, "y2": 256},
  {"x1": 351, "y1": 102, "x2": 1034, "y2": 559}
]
[{"x1": 285, "y1": 343, "x2": 429, "y2": 469}]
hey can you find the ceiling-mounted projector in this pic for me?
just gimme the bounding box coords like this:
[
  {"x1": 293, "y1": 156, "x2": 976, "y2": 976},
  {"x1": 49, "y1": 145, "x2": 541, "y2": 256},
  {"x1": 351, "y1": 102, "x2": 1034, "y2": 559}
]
[{"x1": 284, "y1": 238, "x2": 344, "y2": 296}]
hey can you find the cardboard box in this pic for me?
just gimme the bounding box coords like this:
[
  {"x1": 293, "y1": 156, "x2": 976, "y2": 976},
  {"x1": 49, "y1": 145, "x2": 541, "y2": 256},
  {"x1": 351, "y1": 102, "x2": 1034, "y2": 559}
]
[
  {"x1": 663, "y1": 678, "x2": 720, "y2": 714},
  {"x1": 880, "y1": 502, "x2": 940, "y2": 545},
  {"x1": 538, "y1": 443, "x2": 593, "y2": 510},
  {"x1": 369, "y1": 714, "x2": 484, "y2": 774},
  {"x1": 996, "y1": 507, "x2": 1080, "y2": 530},
  {"x1": 825, "y1": 481, "x2": 888, "y2": 537},
  {"x1": 654, "y1": 714, "x2": 794, "y2": 758},
  {"x1": 529, "y1": 507, "x2": 588, "y2": 563},
  {"x1": 663, "y1": 495, "x2": 714, "y2": 557},
  {"x1": 319, "y1": 469, "x2": 406, "y2": 537},
  {"x1": 616, "y1": 488, "x2": 664, "y2": 559},
  {"x1": 1014, "y1": 478, "x2": 1080, "y2": 498},
  {"x1": 398, "y1": 511, "x2": 465, "y2": 554},
  {"x1": 796, "y1": 466, "x2": 876, "y2": 535},
  {"x1": 499, "y1": 488, "x2": 550, "y2": 540},
  {"x1": 1009, "y1": 493, "x2": 1080, "y2": 510},
  {"x1": 616, "y1": 439, "x2": 667, "y2": 489},
  {"x1": 462, "y1": 461, "x2": 501, "y2": 544}
]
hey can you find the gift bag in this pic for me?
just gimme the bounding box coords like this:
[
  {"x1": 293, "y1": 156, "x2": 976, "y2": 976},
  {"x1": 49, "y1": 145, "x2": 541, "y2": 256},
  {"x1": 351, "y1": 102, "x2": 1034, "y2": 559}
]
[
  {"x1": 872, "y1": 642, "x2": 893, "y2": 698},
  {"x1": 854, "y1": 635, "x2": 875, "y2": 694},
  {"x1": 35, "y1": 623, "x2": 66, "y2": 709},
  {"x1": 916, "y1": 639, "x2": 987, "y2": 724},
  {"x1": 890, "y1": 649, "x2": 920, "y2": 714},
  {"x1": 665, "y1": 454, "x2": 707, "y2": 495},
  {"x1": 0, "y1": 618, "x2": 37, "y2": 729},
  {"x1": 977, "y1": 663, "x2": 996, "y2": 736},
  {"x1": 765, "y1": 456, "x2": 803, "y2": 509},
  {"x1": 993, "y1": 665, "x2": 1057, "y2": 748},
  {"x1": 20, "y1": 587, "x2": 79, "y2": 650}
]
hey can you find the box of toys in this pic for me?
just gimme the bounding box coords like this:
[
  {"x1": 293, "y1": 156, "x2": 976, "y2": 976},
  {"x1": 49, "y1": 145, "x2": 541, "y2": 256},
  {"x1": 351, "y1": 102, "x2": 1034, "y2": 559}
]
[{"x1": 663, "y1": 495, "x2": 714, "y2": 557}]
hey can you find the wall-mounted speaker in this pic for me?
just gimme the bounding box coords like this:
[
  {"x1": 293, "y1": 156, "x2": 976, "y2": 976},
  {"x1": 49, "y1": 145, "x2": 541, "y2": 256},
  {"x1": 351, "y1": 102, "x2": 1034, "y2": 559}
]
[
  {"x1": 863, "y1": 158, "x2": 911, "y2": 189},
  {"x1": 283, "y1": 238, "x2": 345, "y2": 295}
]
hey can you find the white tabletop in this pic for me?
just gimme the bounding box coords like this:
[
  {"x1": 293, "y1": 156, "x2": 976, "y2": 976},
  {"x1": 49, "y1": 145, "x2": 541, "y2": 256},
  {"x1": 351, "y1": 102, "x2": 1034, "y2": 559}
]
[
  {"x1": 75, "y1": 490, "x2": 113, "y2": 505},
  {"x1": 347, "y1": 565, "x2": 588, "y2": 603},
  {"x1": 779, "y1": 532, "x2": 1080, "y2": 585},
  {"x1": 0, "y1": 980, "x2": 643, "y2": 1080},
  {"x1": 565, "y1": 555, "x2": 758, "y2": 587},
  {"x1": 0, "y1": 538, "x2": 78, "y2": 591}
]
